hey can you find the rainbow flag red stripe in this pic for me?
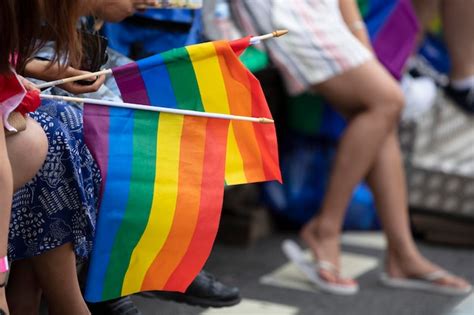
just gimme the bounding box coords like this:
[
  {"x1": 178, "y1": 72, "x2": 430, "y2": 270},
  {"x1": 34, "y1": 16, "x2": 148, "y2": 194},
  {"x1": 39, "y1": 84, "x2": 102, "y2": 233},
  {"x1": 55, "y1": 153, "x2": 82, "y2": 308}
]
[
  {"x1": 112, "y1": 37, "x2": 281, "y2": 185},
  {"x1": 84, "y1": 106, "x2": 229, "y2": 302},
  {"x1": 83, "y1": 38, "x2": 281, "y2": 302}
]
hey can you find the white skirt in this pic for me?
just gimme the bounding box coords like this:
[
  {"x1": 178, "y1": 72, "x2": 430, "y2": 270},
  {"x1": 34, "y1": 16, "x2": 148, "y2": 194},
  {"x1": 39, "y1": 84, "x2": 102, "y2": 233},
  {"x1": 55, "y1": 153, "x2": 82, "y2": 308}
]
[{"x1": 233, "y1": 0, "x2": 373, "y2": 95}]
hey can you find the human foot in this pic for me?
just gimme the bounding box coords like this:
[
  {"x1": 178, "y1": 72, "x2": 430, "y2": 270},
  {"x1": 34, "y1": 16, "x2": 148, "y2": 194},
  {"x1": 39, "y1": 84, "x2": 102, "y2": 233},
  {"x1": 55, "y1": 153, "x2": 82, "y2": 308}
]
[
  {"x1": 383, "y1": 252, "x2": 472, "y2": 295},
  {"x1": 299, "y1": 220, "x2": 356, "y2": 287},
  {"x1": 282, "y1": 240, "x2": 358, "y2": 295}
]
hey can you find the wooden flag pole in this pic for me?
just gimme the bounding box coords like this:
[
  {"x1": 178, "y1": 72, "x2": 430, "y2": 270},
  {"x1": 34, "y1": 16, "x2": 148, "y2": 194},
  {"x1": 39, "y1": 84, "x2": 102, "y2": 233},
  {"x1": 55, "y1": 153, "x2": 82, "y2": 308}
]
[
  {"x1": 36, "y1": 30, "x2": 288, "y2": 90},
  {"x1": 249, "y1": 30, "x2": 288, "y2": 45},
  {"x1": 36, "y1": 69, "x2": 113, "y2": 90},
  {"x1": 40, "y1": 94, "x2": 275, "y2": 124}
]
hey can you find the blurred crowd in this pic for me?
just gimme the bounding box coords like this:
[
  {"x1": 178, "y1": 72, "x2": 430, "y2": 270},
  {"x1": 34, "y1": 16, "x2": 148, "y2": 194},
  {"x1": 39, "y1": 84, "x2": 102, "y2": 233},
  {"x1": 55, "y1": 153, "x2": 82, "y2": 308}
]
[{"x1": 0, "y1": 0, "x2": 473, "y2": 314}]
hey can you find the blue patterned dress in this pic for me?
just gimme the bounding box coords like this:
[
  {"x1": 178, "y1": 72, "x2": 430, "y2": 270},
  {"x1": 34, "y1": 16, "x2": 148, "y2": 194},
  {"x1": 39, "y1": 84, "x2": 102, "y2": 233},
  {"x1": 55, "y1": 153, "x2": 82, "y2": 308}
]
[{"x1": 8, "y1": 99, "x2": 101, "y2": 261}]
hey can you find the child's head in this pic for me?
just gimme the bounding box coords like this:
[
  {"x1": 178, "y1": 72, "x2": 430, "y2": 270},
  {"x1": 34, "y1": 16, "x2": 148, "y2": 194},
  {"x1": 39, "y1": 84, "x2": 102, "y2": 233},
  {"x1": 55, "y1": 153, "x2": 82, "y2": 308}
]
[
  {"x1": 0, "y1": 0, "x2": 84, "y2": 74},
  {"x1": 0, "y1": 0, "x2": 18, "y2": 74}
]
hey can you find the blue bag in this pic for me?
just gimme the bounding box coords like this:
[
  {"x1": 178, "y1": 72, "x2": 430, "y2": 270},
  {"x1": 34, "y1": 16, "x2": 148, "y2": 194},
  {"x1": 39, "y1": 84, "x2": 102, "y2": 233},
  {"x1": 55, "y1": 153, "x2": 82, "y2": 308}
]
[{"x1": 102, "y1": 9, "x2": 202, "y2": 58}]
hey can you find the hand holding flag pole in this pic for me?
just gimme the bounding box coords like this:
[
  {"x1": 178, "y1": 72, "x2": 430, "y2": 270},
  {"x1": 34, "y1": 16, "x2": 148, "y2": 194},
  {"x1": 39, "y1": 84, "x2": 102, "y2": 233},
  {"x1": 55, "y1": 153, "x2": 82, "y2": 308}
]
[
  {"x1": 35, "y1": 30, "x2": 288, "y2": 90},
  {"x1": 37, "y1": 69, "x2": 113, "y2": 90}
]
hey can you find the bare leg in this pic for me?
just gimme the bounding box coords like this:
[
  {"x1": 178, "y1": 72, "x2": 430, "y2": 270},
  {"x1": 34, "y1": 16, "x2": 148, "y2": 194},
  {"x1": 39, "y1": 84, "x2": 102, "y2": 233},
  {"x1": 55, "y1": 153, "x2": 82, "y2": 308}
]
[
  {"x1": 300, "y1": 59, "x2": 404, "y2": 284},
  {"x1": 6, "y1": 119, "x2": 87, "y2": 314},
  {"x1": 367, "y1": 131, "x2": 469, "y2": 289},
  {"x1": 442, "y1": 0, "x2": 474, "y2": 81},
  {"x1": 6, "y1": 118, "x2": 48, "y2": 190},
  {"x1": 7, "y1": 260, "x2": 42, "y2": 315},
  {"x1": 300, "y1": 61, "x2": 469, "y2": 288},
  {"x1": 0, "y1": 122, "x2": 13, "y2": 315},
  {"x1": 366, "y1": 132, "x2": 413, "y2": 254},
  {"x1": 0, "y1": 118, "x2": 47, "y2": 314},
  {"x1": 0, "y1": 119, "x2": 48, "y2": 311},
  {"x1": 30, "y1": 243, "x2": 90, "y2": 315}
]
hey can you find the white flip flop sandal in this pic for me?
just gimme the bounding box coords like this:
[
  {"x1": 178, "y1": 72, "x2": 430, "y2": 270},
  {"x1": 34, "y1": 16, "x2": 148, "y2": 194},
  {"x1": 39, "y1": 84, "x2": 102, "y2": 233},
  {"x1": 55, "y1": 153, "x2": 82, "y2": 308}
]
[
  {"x1": 380, "y1": 270, "x2": 472, "y2": 296},
  {"x1": 281, "y1": 239, "x2": 359, "y2": 295}
]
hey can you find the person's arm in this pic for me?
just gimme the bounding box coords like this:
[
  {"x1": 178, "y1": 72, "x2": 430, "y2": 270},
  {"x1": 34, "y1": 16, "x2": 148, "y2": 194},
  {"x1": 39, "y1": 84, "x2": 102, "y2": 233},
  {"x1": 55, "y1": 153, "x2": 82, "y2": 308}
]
[
  {"x1": 24, "y1": 59, "x2": 106, "y2": 95},
  {"x1": 338, "y1": 0, "x2": 373, "y2": 51}
]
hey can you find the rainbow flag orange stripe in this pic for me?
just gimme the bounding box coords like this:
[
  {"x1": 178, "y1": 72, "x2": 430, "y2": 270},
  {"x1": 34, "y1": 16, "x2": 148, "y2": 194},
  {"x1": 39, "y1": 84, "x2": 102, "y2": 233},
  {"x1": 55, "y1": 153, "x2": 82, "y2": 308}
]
[
  {"x1": 84, "y1": 106, "x2": 229, "y2": 301},
  {"x1": 83, "y1": 38, "x2": 281, "y2": 302},
  {"x1": 112, "y1": 37, "x2": 281, "y2": 185}
]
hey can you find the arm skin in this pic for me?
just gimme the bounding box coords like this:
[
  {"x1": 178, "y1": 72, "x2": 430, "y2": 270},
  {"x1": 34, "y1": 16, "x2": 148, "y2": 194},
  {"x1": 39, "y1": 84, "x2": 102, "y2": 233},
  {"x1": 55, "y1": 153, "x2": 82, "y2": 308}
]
[{"x1": 338, "y1": 0, "x2": 373, "y2": 51}]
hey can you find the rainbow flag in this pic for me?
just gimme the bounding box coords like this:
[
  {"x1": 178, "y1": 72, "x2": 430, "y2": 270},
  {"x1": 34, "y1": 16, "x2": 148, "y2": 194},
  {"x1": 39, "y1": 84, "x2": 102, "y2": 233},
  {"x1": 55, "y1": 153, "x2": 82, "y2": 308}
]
[
  {"x1": 84, "y1": 106, "x2": 230, "y2": 302},
  {"x1": 111, "y1": 36, "x2": 281, "y2": 185},
  {"x1": 358, "y1": 0, "x2": 419, "y2": 79},
  {"x1": 83, "y1": 38, "x2": 281, "y2": 302}
]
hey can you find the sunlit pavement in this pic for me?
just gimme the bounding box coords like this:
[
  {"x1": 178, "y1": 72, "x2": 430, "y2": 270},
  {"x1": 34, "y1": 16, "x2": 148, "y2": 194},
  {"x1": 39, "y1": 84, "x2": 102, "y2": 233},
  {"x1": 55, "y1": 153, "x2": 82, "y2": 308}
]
[{"x1": 134, "y1": 232, "x2": 474, "y2": 315}]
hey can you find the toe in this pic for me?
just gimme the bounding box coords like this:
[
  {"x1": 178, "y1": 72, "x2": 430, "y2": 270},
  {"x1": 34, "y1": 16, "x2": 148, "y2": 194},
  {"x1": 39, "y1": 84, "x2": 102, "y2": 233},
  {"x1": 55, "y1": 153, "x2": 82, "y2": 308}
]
[
  {"x1": 319, "y1": 270, "x2": 357, "y2": 286},
  {"x1": 318, "y1": 269, "x2": 338, "y2": 284},
  {"x1": 435, "y1": 274, "x2": 471, "y2": 289},
  {"x1": 338, "y1": 278, "x2": 358, "y2": 286}
]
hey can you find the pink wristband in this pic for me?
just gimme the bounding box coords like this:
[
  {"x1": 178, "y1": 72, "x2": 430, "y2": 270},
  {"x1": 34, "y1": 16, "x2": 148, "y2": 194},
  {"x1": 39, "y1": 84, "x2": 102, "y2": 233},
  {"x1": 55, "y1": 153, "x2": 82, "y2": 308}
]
[{"x1": 0, "y1": 256, "x2": 9, "y2": 273}]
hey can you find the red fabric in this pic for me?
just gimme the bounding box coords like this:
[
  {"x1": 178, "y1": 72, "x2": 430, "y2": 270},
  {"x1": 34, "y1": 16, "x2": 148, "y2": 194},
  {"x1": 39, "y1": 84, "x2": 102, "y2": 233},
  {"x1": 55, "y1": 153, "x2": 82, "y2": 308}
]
[
  {"x1": 0, "y1": 73, "x2": 24, "y2": 103},
  {"x1": 229, "y1": 36, "x2": 252, "y2": 56},
  {"x1": 16, "y1": 90, "x2": 40, "y2": 115},
  {"x1": 1, "y1": 72, "x2": 40, "y2": 115}
]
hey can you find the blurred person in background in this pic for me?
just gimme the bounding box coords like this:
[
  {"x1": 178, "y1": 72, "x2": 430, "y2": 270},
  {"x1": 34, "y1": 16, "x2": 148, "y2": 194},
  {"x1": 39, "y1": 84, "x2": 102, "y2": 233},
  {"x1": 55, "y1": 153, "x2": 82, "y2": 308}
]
[
  {"x1": 232, "y1": 0, "x2": 472, "y2": 295},
  {"x1": 411, "y1": 0, "x2": 474, "y2": 114}
]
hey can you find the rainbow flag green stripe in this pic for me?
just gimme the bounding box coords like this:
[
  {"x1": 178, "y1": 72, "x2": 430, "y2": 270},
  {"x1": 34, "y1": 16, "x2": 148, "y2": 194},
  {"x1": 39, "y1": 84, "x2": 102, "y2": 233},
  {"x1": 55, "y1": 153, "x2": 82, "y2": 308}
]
[
  {"x1": 161, "y1": 48, "x2": 205, "y2": 112},
  {"x1": 102, "y1": 111, "x2": 159, "y2": 298},
  {"x1": 83, "y1": 38, "x2": 281, "y2": 302},
  {"x1": 84, "y1": 107, "x2": 230, "y2": 301},
  {"x1": 115, "y1": 37, "x2": 281, "y2": 185}
]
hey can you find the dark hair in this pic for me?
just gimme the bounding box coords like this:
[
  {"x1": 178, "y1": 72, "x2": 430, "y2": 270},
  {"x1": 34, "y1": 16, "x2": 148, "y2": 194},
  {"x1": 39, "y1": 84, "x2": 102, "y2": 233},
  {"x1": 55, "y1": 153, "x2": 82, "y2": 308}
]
[
  {"x1": 14, "y1": 0, "x2": 43, "y2": 73},
  {"x1": 0, "y1": 0, "x2": 18, "y2": 73},
  {"x1": 39, "y1": 0, "x2": 83, "y2": 70},
  {"x1": 0, "y1": 0, "x2": 83, "y2": 74}
]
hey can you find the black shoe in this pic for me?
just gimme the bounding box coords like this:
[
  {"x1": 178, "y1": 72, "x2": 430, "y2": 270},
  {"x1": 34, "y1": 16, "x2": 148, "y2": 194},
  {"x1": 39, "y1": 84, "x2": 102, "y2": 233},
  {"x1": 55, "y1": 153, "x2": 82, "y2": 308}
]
[
  {"x1": 88, "y1": 296, "x2": 142, "y2": 315},
  {"x1": 143, "y1": 271, "x2": 241, "y2": 308},
  {"x1": 445, "y1": 84, "x2": 474, "y2": 114}
]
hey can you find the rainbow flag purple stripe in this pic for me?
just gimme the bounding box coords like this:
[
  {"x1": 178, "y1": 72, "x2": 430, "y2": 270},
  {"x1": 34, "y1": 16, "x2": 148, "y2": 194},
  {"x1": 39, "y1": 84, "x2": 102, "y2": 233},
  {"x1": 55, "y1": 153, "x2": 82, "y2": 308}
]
[{"x1": 83, "y1": 38, "x2": 281, "y2": 302}]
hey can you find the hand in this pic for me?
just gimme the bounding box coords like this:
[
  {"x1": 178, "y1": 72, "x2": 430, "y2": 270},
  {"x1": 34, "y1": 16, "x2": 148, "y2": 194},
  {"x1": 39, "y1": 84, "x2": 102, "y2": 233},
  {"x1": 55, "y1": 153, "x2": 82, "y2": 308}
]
[
  {"x1": 92, "y1": 0, "x2": 139, "y2": 22},
  {"x1": 134, "y1": 0, "x2": 158, "y2": 11},
  {"x1": 24, "y1": 60, "x2": 106, "y2": 95},
  {"x1": 134, "y1": 0, "x2": 158, "y2": 5},
  {"x1": 57, "y1": 68, "x2": 106, "y2": 95},
  {"x1": 18, "y1": 76, "x2": 40, "y2": 93}
]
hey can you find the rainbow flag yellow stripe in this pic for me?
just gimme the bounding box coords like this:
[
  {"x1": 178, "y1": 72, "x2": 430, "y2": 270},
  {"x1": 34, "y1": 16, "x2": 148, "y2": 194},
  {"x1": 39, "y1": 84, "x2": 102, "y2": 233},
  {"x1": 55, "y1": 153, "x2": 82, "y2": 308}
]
[{"x1": 83, "y1": 38, "x2": 281, "y2": 302}]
